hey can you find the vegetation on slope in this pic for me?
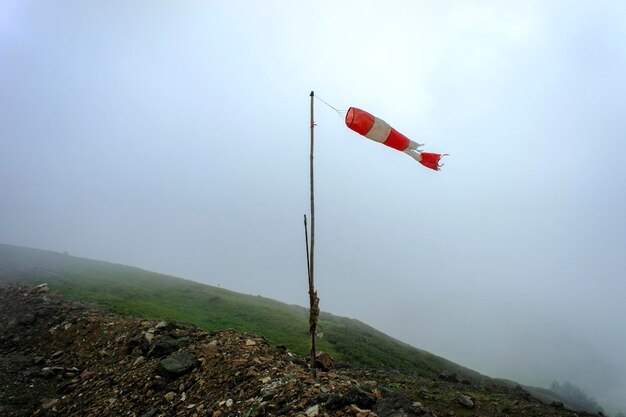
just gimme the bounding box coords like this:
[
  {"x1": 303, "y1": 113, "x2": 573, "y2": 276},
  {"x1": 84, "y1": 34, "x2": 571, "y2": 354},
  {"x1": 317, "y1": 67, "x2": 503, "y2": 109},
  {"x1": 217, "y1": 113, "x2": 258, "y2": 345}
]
[{"x1": 0, "y1": 243, "x2": 484, "y2": 380}]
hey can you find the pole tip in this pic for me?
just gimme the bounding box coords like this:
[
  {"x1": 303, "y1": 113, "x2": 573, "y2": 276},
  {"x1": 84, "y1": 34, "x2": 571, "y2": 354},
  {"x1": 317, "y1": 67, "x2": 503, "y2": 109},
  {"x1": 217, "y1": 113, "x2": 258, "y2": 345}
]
[{"x1": 310, "y1": 91, "x2": 314, "y2": 97}]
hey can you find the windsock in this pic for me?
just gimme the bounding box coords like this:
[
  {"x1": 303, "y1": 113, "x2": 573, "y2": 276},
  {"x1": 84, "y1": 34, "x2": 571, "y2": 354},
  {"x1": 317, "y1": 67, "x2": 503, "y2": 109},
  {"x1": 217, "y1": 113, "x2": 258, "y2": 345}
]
[{"x1": 345, "y1": 107, "x2": 446, "y2": 170}]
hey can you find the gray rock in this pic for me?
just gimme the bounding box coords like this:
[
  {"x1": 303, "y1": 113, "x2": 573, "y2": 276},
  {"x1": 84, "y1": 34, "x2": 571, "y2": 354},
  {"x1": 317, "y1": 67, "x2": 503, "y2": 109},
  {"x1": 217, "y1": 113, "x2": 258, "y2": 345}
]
[
  {"x1": 17, "y1": 314, "x2": 36, "y2": 326},
  {"x1": 325, "y1": 385, "x2": 375, "y2": 410},
  {"x1": 438, "y1": 371, "x2": 459, "y2": 383},
  {"x1": 154, "y1": 321, "x2": 197, "y2": 333},
  {"x1": 147, "y1": 336, "x2": 192, "y2": 358},
  {"x1": 305, "y1": 404, "x2": 319, "y2": 416},
  {"x1": 139, "y1": 409, "x2": 158, "y2": 417},
  {"x1": 127, "y1": 332, "x2": 144, "y2": 347},
  {"x1": 259, "y1": 378, "x2": 289, "y2": 400},
  {"x1": 36, "y1": 283, "x2": 49, "y2": 293},
  {"x1": 41, "y1": 398, "x2": 59, "y2": 410},
  {"x1": 374, "y1": 394, "x2": 430, "y2": 417},
  {"x1": 156, "y1": 351, "x2": 198, "y2": 378},
  {"x1": 41, "y1": 366, "x2": 65, "y2": 378},
  {"x1": 457, "y1": 395, "x2": 474, "y2": 409}
]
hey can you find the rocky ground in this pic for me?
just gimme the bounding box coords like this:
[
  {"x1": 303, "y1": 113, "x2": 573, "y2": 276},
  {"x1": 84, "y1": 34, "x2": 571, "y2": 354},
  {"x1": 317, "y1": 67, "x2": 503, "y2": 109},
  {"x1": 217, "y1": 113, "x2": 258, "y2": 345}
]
[{"x1": 0, "y1": 284, "x2": 600, "y2": 417}]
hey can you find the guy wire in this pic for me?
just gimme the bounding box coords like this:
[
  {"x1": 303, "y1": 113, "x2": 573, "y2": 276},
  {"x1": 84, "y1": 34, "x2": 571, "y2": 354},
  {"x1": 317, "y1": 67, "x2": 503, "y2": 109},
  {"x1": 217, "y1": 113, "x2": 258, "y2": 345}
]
[{"x1": 313, "y1": 94, "x2": 346, "y2": 119}]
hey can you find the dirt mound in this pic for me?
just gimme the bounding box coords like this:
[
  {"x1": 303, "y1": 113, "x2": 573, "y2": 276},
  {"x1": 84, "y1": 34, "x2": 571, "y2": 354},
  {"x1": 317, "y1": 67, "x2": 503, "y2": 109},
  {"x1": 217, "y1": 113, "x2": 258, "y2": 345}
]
[{"x1": 0, "y1": 285, "x2": 597, "y2": 417}]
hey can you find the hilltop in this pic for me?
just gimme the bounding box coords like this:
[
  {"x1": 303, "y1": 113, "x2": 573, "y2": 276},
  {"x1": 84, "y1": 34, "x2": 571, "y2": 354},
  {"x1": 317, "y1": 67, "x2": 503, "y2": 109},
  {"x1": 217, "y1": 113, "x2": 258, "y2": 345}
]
[
  {"x1": 0, "y1": 284, "x2": 598, "y2": 417},
  {"x1": 0, "y1": 243, "x2": 484, "y2": 379},
  {"x1": 0, "y1": 244, "x2": 607, "y2": 416}
]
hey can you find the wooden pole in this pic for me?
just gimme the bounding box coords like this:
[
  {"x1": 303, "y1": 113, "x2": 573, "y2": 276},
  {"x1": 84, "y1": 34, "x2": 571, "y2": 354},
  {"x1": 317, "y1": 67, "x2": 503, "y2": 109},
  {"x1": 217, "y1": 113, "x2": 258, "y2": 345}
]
[
  {"x1": 304, "y1": 214, "x2": 311, "y2": 284},
  {"x1": 308, "y1": 91, "x2": 319, "y2": 377}
]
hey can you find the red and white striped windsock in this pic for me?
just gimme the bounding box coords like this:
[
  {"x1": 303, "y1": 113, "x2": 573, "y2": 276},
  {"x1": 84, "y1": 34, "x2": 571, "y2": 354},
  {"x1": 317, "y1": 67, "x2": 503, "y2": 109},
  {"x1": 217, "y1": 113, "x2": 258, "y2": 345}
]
[{"x1": 345, "y1": 107, "x2": 446, "y2": 171}]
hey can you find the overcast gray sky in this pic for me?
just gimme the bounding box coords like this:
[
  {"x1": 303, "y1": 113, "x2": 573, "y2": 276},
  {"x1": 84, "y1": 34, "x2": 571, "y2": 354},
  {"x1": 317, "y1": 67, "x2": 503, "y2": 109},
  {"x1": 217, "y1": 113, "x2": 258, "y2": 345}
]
[{"x1": 2, "y1": 0, "x2": 625, "y2": 412}]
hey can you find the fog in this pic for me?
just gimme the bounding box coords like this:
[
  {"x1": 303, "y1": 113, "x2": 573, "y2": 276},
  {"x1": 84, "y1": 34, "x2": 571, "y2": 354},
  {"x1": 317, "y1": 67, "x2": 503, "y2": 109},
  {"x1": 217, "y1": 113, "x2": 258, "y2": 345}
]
[{"x1": 1, "y1": 1, "x2": 625, "y2": 412}]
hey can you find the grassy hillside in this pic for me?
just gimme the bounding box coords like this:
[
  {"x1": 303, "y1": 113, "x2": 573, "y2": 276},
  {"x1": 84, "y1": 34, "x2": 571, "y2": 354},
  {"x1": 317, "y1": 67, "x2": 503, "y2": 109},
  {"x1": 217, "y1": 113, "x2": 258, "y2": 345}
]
[{"x1": 0, "y1": 243, "x2": 485, "y2": 380}]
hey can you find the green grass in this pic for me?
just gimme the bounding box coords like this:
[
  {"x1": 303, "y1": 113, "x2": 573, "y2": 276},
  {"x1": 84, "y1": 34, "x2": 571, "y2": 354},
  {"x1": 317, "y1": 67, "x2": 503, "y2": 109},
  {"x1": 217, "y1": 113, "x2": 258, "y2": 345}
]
[{"x1": 0, "y1": 243, "x2": 486, "y2": 380}]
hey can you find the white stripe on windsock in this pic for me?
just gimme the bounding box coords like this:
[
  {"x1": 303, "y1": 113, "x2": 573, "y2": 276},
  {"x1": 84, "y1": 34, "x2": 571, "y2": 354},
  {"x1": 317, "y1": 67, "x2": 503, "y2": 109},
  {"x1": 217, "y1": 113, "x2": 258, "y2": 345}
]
[{"x1": 364, "y1": 117, "x2": 391, "y2": 144}]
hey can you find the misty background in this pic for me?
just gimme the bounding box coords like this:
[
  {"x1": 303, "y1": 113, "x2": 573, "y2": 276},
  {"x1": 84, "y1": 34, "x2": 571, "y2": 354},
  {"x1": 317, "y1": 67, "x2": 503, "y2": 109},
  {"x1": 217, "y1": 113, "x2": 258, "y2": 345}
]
[{"x1": 2, "y1": 1, "x2": 625, "y2": 412}]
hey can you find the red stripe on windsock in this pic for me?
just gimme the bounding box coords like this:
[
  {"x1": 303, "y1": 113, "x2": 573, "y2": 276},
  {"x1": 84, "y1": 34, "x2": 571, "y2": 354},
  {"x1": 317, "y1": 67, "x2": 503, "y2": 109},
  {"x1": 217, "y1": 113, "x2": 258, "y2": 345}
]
[
  {"x1": 419, "y1": 153, "x2": 444, "y2": 170},
  {"x1": 345, "y1": 107, "x2": 375, "y2": 136},
  {"x1": 383, "y1": 129, "x2": 410, "y2": 151}
]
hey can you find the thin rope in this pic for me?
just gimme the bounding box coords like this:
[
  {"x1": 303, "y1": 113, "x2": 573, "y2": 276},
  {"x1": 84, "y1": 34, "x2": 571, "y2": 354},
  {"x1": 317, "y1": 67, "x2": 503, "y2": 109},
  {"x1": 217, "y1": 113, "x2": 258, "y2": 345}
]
[{"x1": 314, "y1": 94, "x2": 346, "y2": 119}]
